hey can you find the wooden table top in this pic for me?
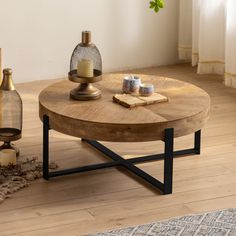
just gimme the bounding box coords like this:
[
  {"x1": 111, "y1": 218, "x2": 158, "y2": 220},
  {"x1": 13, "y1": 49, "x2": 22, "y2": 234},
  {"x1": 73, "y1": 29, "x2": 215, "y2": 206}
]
[{"x1": 39, "y1": 74, "x2": 210, "y2": 142}]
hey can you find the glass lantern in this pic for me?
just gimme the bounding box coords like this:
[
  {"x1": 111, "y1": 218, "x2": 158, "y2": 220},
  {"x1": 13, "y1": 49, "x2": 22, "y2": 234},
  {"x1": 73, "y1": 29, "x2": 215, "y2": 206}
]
[
  {"x1": 0, "y1": 68, "x2": 22, "y2": 156},
  {"x1": 68, "y1": 31, "x2": 103, "y2": 100}
]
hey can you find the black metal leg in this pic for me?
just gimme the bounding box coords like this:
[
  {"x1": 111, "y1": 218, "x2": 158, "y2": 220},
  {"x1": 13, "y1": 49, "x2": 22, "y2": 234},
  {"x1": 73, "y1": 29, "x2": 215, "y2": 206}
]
[
  {"x1": 43, "y1": 122, "x2": 201, "y2": 194},
  {"x1": 43, "y1": 115, "x2": 49, "y2": 180},
  {"x1": 194, "y1": 130, "x2": 201, "y2": 154},
  {"x1": 163, "y1": 128, "x2": 174, "y2": 194},
  {"x1": 84, "y1": 140, "x2": 164, "y2": 192}
]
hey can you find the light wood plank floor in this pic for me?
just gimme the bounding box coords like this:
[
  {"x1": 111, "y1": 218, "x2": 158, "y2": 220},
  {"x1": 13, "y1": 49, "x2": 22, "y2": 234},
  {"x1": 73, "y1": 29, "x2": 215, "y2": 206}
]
[{"x1": 1, "y1": 64, "x2": 236, "y2": 236}]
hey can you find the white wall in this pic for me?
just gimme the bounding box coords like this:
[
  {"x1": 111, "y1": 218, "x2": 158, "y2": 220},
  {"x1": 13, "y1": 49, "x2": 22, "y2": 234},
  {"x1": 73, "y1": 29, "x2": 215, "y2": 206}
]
[{"x1": 0, "y1": 0, "x2": 179, "y2": 83}]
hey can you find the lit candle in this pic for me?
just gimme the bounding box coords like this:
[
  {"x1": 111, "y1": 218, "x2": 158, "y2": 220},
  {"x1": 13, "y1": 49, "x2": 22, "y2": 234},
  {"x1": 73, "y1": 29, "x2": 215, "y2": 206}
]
[
  {"x1": 77, "y1": 59, "x2": 94, "y2": 78},
  {"x1": 0, "y1": 149, "x2": 17, "y2": 166}
]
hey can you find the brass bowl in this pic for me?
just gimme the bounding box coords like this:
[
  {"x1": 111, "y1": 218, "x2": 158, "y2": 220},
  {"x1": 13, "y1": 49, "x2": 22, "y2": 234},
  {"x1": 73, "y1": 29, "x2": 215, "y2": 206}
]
[
  {"x1": 0, "y1": 128, "x2": 22, "y2": 142},
  {"x1": 68, "y1": 69, "x2": 103, "y2": 101},
  {"x1": 68, "y1": 69, "x2": 102, "y2": 83},
  {"x1": 0, "y1": 128, "x2": 21, "y2": 157}
]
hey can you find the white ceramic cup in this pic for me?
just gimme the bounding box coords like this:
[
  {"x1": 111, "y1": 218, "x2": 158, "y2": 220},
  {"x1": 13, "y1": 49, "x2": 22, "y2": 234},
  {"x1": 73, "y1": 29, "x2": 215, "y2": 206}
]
[
  {"x1": 122, "y1": 76, "x2": 141, "y2": 94},
  {"x1": 139, "y1": 83, "x2": 154, "y2": 96}
]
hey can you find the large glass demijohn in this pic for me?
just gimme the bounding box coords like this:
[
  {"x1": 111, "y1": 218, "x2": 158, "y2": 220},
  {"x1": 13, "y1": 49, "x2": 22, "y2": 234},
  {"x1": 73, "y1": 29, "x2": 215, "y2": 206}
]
[{"x1": 0, "y1": 68, "x2": 22, "y2": 156}]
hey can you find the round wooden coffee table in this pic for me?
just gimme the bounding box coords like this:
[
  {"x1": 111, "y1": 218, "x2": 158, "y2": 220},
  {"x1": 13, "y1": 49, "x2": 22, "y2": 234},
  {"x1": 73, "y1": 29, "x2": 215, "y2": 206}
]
[{"x1": 39, "y1": 74, "x2": 210, "y2": 194}]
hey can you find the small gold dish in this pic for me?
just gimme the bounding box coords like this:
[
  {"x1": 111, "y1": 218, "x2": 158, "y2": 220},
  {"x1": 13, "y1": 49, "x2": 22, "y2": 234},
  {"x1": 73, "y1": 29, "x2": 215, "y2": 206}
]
[
  {"x1": 68, "y1": 69, "x2": 102, "y2": 101},
  {"x1": 68, "y1": 69, "x2": 102, "y2": 83}
]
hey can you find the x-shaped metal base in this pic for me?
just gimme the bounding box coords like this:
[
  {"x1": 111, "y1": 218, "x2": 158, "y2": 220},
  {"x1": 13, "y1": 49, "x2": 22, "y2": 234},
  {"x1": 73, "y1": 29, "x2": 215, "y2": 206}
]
[{"x1": 43, "y1": 115, "x2": 201, "y2": 194}]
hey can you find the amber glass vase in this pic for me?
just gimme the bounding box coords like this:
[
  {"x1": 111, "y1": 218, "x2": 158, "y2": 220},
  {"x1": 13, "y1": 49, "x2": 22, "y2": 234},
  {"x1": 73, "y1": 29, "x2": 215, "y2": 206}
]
[{"x1": 0, "y1": 68, "x2": 22, "y2": 156}]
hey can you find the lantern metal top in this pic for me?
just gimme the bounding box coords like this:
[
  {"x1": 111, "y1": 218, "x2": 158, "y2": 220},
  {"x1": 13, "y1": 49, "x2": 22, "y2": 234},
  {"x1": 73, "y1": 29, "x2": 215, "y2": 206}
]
[
  {"x1": 82, "y1": 31, "x2": 91, "y2": 45},
  {"x1": 3, "y1": 68, "x2": 13, "y2": 75},
  {"x1": 0, "y1": 68, "x2": 15, "y2": 91}
]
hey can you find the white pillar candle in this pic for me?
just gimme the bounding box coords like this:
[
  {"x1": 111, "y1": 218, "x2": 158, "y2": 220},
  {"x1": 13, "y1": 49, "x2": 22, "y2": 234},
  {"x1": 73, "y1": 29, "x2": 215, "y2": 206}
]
[
  {"x1": 0, "y1": 149, "x2": 17, "y2": 166},
  {"x1": 77, "y1": 59, "x2": 94, "y2": 78}
]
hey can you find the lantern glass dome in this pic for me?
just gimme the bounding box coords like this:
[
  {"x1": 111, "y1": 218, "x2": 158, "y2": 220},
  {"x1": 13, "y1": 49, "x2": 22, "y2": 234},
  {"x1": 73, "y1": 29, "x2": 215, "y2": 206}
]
[
  {"x1": 0, "y1": 68, "x2": 22, "y2": 156},
  {"x1": 68, "y1": 31, "x2": 103, "y2": 101},
  {"x1": 70, "y1": 31, "x2": 102, "y2": 73}
]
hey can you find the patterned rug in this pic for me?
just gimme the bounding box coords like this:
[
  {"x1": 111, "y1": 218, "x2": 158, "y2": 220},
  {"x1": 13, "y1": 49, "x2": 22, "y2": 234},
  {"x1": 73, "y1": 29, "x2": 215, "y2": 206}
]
[{"x1": 87, "y1": 208, "x2": 236, "y2": 236}]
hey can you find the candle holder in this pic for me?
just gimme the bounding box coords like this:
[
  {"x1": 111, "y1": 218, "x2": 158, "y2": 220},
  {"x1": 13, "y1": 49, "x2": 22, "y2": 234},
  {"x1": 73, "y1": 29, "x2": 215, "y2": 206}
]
[
  {"x1": 0, "y1": 69, "x2": 22, "y2": 157},
  {"x1": 68, "y1": 31, "x2": 102, "y2": 101}
]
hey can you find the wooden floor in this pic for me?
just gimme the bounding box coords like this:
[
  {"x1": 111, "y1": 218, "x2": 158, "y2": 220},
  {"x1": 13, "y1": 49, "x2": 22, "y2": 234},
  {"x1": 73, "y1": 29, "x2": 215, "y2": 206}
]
[{"x1": 1, "y1": 64, "x2": 236, "y2": 235}]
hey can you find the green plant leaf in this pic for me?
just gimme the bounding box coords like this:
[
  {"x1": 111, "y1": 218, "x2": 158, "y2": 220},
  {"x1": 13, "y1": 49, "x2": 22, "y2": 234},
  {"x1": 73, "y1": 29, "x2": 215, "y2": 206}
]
[
  {"x1": 154, "y1": 5, "x2": 160, "y2": 12},
  {"x1": 157, "y1": 0, "x2": 164, "y2": 8},
  {"x1": 149, "y1": 1, "x2": 156, "y2": 9}
]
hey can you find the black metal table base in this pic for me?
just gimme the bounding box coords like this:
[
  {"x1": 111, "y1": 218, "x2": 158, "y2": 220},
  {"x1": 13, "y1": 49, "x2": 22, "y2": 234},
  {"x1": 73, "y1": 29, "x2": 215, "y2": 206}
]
[{"x1": 43, "y1": 115, "x2": 201, "y2": 194}]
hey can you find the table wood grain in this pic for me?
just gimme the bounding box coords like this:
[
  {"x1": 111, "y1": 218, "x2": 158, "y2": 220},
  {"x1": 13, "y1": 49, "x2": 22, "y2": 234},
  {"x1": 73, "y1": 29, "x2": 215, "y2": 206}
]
[{"x1": 39, "y1": 74, "x2": 210, "y2": 142}]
